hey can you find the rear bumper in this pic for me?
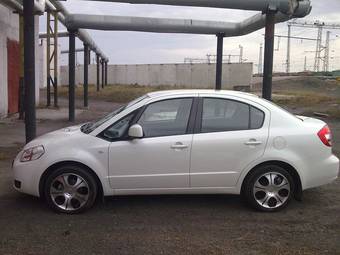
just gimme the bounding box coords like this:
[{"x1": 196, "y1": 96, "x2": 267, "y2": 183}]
[{"x1": 302, "y1": 154, "x2": 339, "y2": 190}]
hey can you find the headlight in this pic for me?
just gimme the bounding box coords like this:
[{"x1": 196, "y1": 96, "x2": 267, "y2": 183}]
[{"x1": 20, "y1": 145, "x2": 45, "y2": 162}]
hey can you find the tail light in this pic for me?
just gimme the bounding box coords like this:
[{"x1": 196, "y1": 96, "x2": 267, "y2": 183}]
[{"x1": 317, "y1": 125, "x2": 332, "y2": 147}]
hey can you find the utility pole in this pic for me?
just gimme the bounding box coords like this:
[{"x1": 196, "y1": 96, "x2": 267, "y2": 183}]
[
  {"x1": 288, "y1": 20, "x2": 340, "y2": 73},
  {"x1": 258, "y1": 43, "x2": 263, "y2": 74},
  {"x1": 227, "y1": 54, "x2": 231, "y2": 63},
  {"x1": 286, "y1": 24, "x2": 291, "y2": 74},
  {"x1": 314, "y1": 25, "x2": 323, "y2": 72},
  {"x1": 304, "y1": 56, "x2": 307, "y2": 71},
  {"x1": 324, "y1": 31, "x2": 330, "y2": 72},
  {"x1": 239, "y1": 45, "x2": 243, "y2": 63}
]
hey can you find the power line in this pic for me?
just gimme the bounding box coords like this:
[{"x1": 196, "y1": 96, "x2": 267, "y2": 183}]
[{"x1": 288, "y1": 20, "x2": 340, "y2": 72}]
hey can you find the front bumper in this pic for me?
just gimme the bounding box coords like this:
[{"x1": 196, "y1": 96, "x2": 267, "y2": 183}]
[{"x1": 12, "y1": 152, "x2": 44, "y2": 197}]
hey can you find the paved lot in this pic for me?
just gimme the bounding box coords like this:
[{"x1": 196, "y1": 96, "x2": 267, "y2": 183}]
[{"x1": 0, "y1": 96, "x2": 339, "y2": 255}]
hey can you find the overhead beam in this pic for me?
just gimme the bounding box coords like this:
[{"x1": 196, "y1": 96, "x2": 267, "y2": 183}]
[
  {"x1": 61, "y1": 48, "x2": 85, "y2": 54},
  {"x1": 1, "y1": 0, "x2": 46, "y2": 14},
  {"x1": 65, "y1": 12, "x2": 290, "y2": 36},
  {"x1": 77, "y1": 0, "x2": 312, "y2": 17},
  {"x1": 48, "y1": 0, "x2": 109, "y2": 61},
  {"x1": 39, "y1": 31, "x2": 69, "y2": 38}
]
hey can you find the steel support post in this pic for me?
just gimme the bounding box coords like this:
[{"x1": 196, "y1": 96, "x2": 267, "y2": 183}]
[
  {"x1": 215, "y1": 33, "x2": 224, "y2": 90},
  {"x1": 46, "y1": 11, "x2": 51, "y2": 106},
  {"x1": 286, "y1": 24, "x2": 291, "y2": 74},
  {"x1": 101, "y1": 59, "x2": 105, "y2": 89},
  {"x1": 23, "y1": 0, "x2": 36, "y2": 143},
  {"x1": 68, "y1": 30, "x2": 76, "y2": 122},
  {"x1": 53, "y1": 11, "x2": 59, "y2": 108},
  {"x1": 105, "y1": 61, "x2": 108, "y2": 86},
  {"x1": 96, "y1": 54, "x2": 100, "y2": 91},
  {"x1": 19, "y1": 15, "x2": 25, "y2": 120},
  {"x1": 262, "y1": 12, "x2": 276, "y2": 101},
  {"x1": 84, "y1": 43, "x2": 89, "y2": 108}
]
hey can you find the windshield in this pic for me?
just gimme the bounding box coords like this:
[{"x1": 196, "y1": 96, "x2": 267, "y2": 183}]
[{"x1": 81, "y1": 95, "x2": 149, "y2": 134}]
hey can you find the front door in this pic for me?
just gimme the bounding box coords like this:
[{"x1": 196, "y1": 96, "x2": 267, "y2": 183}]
[{"x1": 108, "y1": 97, "x2": 194, "y2": 190}]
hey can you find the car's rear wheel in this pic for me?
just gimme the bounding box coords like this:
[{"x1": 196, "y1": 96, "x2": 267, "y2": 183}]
[
  {"x1": 243, "y1": 165, "x2": 294, "y2": 212},
  {"x1": 43, "y1": 165, "x2": 97, "y2": 214}
]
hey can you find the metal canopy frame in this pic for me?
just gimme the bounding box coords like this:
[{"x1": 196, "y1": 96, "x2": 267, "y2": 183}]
[
  {"x1": 10, "y1": 0, "x2": 312, "y2": 142},
  {"x1": 77, "y1": 0, "x2": 311, "y2": 17},
  {"x1": 65, "y1": 12, "x2": 290, "y2": 35},
  {"x1": 64, "y1": 0, "x2": 310, "y2": 104},
  {"x1": 46, "y1": 10, "x2": 59, "y2": 107}
]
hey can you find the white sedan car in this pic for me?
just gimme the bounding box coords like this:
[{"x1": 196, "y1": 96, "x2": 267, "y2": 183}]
[{"x1": 13, "y1": 90, "x2": 339, "y2": 213}]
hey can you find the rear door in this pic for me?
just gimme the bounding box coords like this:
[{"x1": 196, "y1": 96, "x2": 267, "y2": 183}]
[{"x1": 190, "y1": 95, "x2": 270, "y2": 188}]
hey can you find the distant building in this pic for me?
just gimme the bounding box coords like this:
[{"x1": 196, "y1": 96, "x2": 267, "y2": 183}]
[{"x1": 60, "y1": 62, "x2": 253, "y2": 90}]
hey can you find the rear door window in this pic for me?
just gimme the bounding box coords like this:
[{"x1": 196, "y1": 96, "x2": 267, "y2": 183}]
[{"x1": 200, "y1": 98, "x2": 264, "y2": 133}]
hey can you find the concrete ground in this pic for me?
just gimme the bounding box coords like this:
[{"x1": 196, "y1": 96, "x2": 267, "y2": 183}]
[{"x1": 0, "y1": 94, "x2": 340, "y2": 255}]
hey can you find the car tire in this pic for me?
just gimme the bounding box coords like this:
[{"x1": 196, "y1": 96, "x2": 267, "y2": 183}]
[
  {"x1": 43, "y1": 165, "x2": 98, "y2": 214},
  {"x1": 243, "y1": 165, "x2": 294, "y2": 212}
]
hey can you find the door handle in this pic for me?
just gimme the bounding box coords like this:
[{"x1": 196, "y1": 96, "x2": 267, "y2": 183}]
[
  {"x1": 171, "y1": 142, "x2": 189, "y2": 150},
  {"x1": 244, "y1": 139, "x2": 263, "y2": 146}
]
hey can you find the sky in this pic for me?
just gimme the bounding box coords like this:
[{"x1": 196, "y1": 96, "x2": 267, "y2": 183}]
[{"x1": 40, "y1": 0, "x2": 340, "y2": 73}]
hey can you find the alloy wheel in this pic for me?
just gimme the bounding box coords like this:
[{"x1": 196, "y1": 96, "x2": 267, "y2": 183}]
[
  {"x1": 253, "y1": 172, "x2": 291, "y2": 209},
  {"x1": 50, "y1": 173, "x2": 90, "y2": 212}
]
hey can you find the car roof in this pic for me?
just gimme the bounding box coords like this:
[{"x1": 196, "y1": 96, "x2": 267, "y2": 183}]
[{"x1": 147, "y1": 89, "x2": 259, "y2": 99}]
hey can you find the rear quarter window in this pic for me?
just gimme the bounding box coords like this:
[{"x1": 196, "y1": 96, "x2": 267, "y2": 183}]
[{"x1": 250, "y1": 106, "x2": 265, "y2": 129}]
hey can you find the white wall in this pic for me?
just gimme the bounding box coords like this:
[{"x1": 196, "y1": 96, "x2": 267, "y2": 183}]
[
  {"x1": 60, "y1": 63, "x2": 253, "y2": 89},
  {"x1": 0, "y1": 5, "x2": 40, "y2": 118},
  {"x1": 0, "y1": 5, "x2": 19, "y2": 118}
]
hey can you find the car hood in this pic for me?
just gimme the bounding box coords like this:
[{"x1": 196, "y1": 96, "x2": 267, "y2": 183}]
[{"x1": 23, "y1": 124, "x2": 85, "y2": 149}]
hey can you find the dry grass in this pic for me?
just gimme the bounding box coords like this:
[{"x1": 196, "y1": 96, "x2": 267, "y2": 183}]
[
  {"x1": 58, "y1": 84, "x2": 185, "y2": 104},
  {"x1": 0, "y1": 151, "x2": 9, "y2": 161},
  {"x1": 273, "y1": 90, "x2": 335, "y2": 107},
  {"x1": 57, "y1": 83, "x2": 340, "y2": 118},
  {"x1": 273, "y1": 90, "x2": 340, "y2": 119}
]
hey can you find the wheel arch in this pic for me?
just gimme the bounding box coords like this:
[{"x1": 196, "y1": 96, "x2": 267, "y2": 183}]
[
  {"x1": 241, "y1": 160, "x2": 303, "y2": 201},
  {"x1": 39, "y1": 160, "x2": 104, "y2": 201}
]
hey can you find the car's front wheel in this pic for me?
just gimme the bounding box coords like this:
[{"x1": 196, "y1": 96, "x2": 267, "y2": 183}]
[
  {"x1": 243, "y1": 165, "x2": 294, "y2": 212},
  {"x1": 43, "y1": 165, "x2": 98, "y2": 214}
]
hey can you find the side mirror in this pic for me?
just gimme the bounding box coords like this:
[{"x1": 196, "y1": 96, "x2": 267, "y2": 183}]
[{"x1": 128, "y1": 124, "x2": 143, "y2": 139}]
